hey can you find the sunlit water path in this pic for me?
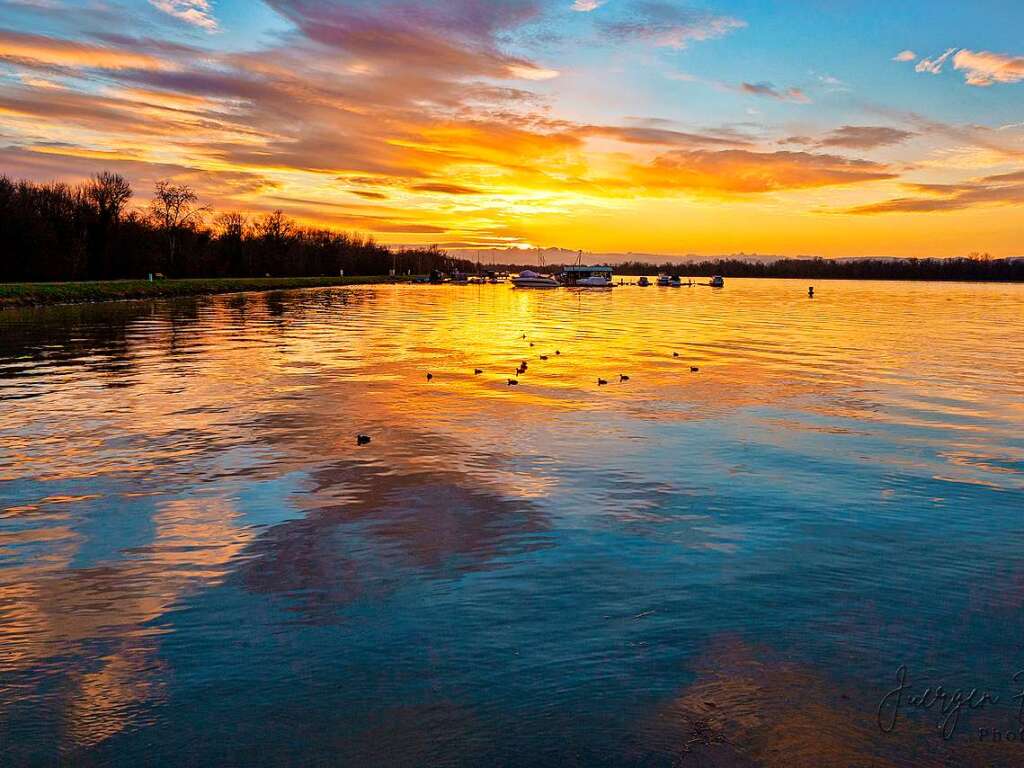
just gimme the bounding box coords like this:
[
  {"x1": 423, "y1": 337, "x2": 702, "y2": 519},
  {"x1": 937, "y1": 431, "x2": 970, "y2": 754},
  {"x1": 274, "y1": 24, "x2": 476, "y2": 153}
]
[{"x1": 1, "y1": 280, "x2": 1023, "y2": 766}]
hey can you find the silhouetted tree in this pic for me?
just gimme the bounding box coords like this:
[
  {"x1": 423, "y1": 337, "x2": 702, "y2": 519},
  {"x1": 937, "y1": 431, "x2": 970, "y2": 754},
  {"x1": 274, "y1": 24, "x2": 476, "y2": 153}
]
[
  {"x1": 83, "y1": 172, "x2": 132, "y2": 278},
  {"x1": 149, "y1": 180, "x2": 208, "y2": 275}
]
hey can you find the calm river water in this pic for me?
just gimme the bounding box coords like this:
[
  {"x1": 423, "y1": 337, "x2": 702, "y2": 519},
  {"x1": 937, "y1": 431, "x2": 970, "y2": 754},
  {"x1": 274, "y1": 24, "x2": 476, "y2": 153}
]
[{"x1": 1, "y1": 280, "x2": 1023, "y2": 766}]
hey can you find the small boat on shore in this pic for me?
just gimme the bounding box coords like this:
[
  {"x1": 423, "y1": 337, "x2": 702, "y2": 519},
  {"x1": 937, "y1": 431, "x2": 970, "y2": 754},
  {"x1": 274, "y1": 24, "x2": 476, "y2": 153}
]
[
  {"x1": 637, "y1": 276, "x2": 651, "y2": 287},
  {"x1": 512, "y1": 270, "x2": 560, "y2": 288},
  {"x1": 709, "y1": 275, "x2": 725, "y2": 288},
  {"x1": 657, "y1": 274, "x2": 672, "y2": 287}
]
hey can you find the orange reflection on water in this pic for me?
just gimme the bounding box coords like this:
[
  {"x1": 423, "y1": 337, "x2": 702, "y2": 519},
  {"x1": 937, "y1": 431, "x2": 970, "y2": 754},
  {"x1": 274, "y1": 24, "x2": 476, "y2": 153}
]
[
  {"x1": 0, "y1": 496, "x2": 251, "y2": 750},
  {"x1": 0, "y1": 279, "x2": 1022, "y2": 757}
]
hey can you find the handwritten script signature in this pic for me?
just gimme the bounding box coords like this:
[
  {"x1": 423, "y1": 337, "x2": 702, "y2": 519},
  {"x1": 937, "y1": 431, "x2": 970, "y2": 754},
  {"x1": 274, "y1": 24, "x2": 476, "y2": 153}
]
[{"x1": 877, "y1": 666, "x2": 1024, "y2": 740}]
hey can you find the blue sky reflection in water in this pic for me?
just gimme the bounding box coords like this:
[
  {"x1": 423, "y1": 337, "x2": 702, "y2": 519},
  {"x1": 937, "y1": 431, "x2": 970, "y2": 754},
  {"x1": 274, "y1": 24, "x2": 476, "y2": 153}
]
[{"x1": 1, "y1": 281, "x2": 1023, "y2": 766}]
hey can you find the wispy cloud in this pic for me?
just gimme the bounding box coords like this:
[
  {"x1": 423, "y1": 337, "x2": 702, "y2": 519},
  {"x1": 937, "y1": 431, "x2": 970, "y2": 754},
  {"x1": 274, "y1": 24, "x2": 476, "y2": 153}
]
[
  {"x1": 508, "y1": 63, "x2": 560, "y2": 80},
  {"x1": 893, "y1": 50, "x2": 917, "y2": 62},
  {"x1": 914, "y1": 48, "x2": 956, "y2": 74},
  {"x1": 0, "y1": 29, "x2": 168, "y2": 70},
  {"x1": 845, "y1": 168, "x2": 1024, "y2": 213},
  {"x1": 818, "y1": 125, "x2": 916, "y2": 150},
  {"x1": 600, "y1": 1, "x2": 745, "y2": 49},
  {"x1": 817, "y1": 74, "x2": 849, "y2": 93},
  {"x1": 953, "y1": 49, "x2": 1024, "y2": 86},
  {"x1": 149, "y1": 0, "x2": 219, "y2": 31},
  {"x1": 739, "y1": 82, "x2": 810, "y2": 104},
  {"x1": 571, "y1": 0, "x2": 605, "y2": 10},
  {"x1": 410, "y1": 183, "x2": 482, "y2": 195}
]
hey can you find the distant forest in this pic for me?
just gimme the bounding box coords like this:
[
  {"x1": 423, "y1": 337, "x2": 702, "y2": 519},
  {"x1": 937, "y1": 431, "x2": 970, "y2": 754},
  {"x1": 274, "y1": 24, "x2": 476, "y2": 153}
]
[
  {"x1": 0, "y1": 174, "x2": 471, "y2": 282},
  {"x1": 611, "y1": 257, "x2": 1024, "y2": 282},
  {"x1": 1, "y1": 173, "x2": 1021, "y2": 284}
]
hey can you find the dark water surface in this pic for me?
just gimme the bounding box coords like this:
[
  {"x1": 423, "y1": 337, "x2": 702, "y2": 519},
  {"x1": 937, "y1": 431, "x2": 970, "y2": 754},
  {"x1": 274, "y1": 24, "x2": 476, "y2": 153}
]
[{"x1": 1, "y1": 280, "x2": 1022, "y2": 767}]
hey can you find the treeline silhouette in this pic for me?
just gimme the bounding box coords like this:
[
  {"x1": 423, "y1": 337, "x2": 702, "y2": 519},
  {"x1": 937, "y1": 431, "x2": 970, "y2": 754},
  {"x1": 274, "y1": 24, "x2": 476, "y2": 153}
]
[
  {"x1": 3, "y1": 174, "x2": 1020, "y2": 284},
  {"x1": 612, "y1": 257, "x2": 1024, "y2": 282},
  {"x1": 0, "y1": 174, "x2": 471, "y2": 282}
]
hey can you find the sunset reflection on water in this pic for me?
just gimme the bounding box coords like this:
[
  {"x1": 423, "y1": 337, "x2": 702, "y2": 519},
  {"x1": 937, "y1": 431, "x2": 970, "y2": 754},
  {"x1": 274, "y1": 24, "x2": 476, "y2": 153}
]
[{"x1": 1, "y1": 280, "x2": 1022, "y2": 766}]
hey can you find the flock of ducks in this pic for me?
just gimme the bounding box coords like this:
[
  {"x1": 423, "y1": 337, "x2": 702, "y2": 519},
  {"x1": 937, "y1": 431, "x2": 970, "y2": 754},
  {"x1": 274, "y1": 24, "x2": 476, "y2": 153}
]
[
  {"x1": 425, "y1": 332, "x2": 700, "y2": 390},
  {"x1": 357, "y1": 333, "x2": 701, "y2": 445}
]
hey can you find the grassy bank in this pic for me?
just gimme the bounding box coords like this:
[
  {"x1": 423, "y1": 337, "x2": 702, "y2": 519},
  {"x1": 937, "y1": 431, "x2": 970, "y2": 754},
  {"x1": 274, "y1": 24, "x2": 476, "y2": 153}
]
[{"x1": 0, "y1": 276, "x2": 407, "y2": 309}]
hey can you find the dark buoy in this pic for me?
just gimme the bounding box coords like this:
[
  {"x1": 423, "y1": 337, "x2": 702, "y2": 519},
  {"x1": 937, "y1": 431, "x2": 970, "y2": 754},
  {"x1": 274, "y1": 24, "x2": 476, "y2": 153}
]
[
  {"x1": 474, "y1": 368, "x2": 483, "y2": 375},
  {"x1": 555, "y1": 350, "x2": 561, "y2": 356},
  {"x1": 356, "y1": 434, "x2": 371, "y2": 445},
  {"x1": 808, "y1": 286, "x2": 815, "y2": 298},
  {"x1": 620, "y1": 375, "x2": 630, "y2": 382},
  {"x1": 507, "y1": 378, "x2": 519, "y2": 386},
  {"x1": 426, "y1": 372, "x2": 433, "y2": 381},
  {"x1": 530, "y1": 342, "x2": 534, "y2": 347},
  {"x1": 673, "y1": 352, "x2": 680, "y2": 357},
  {"x1": 540, "y1": 355, "x2": 549, "y2": 361},
  {"x1": 598, "y1": 378, "x2": 608, "y2": 386},
  {"x1": 690, "y1": 366, "x2": 699, "y2": 373}
]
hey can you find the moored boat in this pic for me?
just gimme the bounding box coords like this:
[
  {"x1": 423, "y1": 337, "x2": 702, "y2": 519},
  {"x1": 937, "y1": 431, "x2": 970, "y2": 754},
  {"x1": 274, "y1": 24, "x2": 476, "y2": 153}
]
[
  {"x1": 512, "y1": 270, "x2": 560, "y2": 288},
  {"x1": 637, "y1": 276, "x2": 651, "y2": 287},
  {"x1": 561, "y1": 265, "x2": 614, "y2": 288}
]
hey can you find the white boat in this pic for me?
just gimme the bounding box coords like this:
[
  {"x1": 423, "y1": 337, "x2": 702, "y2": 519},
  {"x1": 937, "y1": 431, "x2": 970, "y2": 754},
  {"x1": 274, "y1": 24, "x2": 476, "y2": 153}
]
[
  {"x1": 575, "y1": 275, "x2": 613, "y2": 288},
  {"x1": 561, "y1": 265, "x2": 614, "y2": 288},
  {"x1": 657, "y1": 274, "x2": 672, "y2": 287},
  {"x1": 512, "y1": 269, "x2": 560, "y2": 288}
]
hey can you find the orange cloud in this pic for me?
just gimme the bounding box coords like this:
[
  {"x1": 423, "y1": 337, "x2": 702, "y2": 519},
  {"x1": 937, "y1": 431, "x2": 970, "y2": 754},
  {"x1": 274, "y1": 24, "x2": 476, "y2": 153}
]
[
  {"x1": 409, "y1": 183, "x2": 483, "y2": 195},
  {"x1": 953, "y1": 49, "x2": 1024, "y2": 86},
  {"x1": 0, "y1": 30, "x2": 166, "y2": 71},
  {"x1": 3, "y1": 2, "x2": 1015, "y2": 256},
  {"x1": 844, "y1": 168, "x2": 1024, "y2": 213},
  {"x1": 635, "y1": 149, "x2": 895, "y2": 194}
]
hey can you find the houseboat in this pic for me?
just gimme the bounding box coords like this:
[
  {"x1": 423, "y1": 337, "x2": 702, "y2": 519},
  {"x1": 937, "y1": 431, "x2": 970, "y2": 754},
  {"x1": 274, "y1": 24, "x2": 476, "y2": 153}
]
[{"x1": 560, "y1": 265, "x2": 614, "y2": 288}]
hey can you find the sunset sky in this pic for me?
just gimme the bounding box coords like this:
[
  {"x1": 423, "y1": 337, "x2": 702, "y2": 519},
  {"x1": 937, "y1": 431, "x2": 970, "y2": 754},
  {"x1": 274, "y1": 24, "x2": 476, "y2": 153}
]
[{"x1": 1, "y1": 0, "x2": 1022, "y2": 257}]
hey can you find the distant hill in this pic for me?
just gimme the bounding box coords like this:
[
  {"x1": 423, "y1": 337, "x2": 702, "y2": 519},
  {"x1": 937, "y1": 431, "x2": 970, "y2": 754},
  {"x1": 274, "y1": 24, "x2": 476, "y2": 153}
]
[
  {"x1": 431, "y1": 247, "x2": 793, "y2": 266},
  {"x1": 424, "y1": 247, "x2": 1021, "y2": 267}
]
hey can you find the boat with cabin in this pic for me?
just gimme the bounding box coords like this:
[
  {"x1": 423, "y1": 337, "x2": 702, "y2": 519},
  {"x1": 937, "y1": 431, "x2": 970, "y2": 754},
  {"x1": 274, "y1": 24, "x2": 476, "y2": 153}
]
[
  {"x1": 637, "y1": 276, "x2": 651, "y2": 287},
  {"x1": 560, "y1": 265, "x2": 614, "y2": 288},
  {"x1": 512, "y1": 270, "x2": 560, "y2": 288}
]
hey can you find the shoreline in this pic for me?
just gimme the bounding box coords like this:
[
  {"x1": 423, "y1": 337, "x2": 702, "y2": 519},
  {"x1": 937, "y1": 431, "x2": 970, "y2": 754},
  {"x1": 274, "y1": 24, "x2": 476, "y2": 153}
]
[{"x1": 0, "y1": 276, "x2": 409, "y2": 309}]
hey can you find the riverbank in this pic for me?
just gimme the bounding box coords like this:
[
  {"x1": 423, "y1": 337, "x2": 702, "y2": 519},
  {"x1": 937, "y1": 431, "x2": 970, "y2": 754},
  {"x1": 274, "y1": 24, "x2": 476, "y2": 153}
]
[{"x1": 0, "y1": 276, "x2": 408, "y2": 309}]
